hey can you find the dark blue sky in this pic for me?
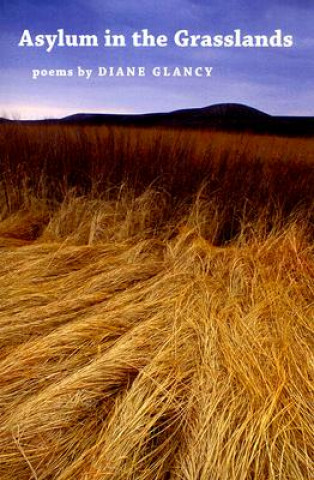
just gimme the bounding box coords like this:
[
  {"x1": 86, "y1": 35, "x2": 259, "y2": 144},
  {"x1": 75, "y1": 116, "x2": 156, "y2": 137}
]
[{"x1": 0, "y1": 0, "x2": 313, "y2": 118}]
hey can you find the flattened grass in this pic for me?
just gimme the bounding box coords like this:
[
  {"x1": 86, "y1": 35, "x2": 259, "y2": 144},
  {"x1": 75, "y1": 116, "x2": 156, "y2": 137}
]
[{"x1": 0, "y1": 125, "x2": 313, "y2": 479}]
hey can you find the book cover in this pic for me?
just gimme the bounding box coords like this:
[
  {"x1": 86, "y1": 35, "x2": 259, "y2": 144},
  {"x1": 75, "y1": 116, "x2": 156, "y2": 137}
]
[{"x1": 0, "y1": 2, "x2": 313, "y2": 479}]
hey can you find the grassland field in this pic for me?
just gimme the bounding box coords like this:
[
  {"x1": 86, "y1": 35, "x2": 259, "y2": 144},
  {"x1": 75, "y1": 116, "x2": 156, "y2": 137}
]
[{"x1": 0, "y1": 123, "x2": 313, "y2": 479}]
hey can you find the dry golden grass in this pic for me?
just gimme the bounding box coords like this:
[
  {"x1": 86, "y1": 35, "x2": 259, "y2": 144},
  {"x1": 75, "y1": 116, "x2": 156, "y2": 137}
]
[{"x1": 0, "y1": 125, "x2": 313, "y2": 479}]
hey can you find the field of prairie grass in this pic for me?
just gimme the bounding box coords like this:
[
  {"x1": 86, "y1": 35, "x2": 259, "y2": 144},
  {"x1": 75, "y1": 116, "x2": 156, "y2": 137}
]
[{"x1": 0, "y1": 124, "x2": 313, "y2": 479}]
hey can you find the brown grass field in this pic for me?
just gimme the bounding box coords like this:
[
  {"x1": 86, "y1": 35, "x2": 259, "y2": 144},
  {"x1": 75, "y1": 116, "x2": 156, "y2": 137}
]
[{"x1": 0, "y1": 124, "x2": 313, "y2": 479}]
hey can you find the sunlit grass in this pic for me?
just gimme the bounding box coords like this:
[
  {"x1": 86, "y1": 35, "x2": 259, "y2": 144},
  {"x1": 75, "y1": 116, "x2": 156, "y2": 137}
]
[{"x1": 0, "y1": 124, "x2": 313, "y2": 479}]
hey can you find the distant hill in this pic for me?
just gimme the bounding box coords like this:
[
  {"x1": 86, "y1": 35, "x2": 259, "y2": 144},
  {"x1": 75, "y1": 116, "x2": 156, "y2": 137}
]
[{"x1": 2, "y1": 104, "x2": 314, "y2": 136}]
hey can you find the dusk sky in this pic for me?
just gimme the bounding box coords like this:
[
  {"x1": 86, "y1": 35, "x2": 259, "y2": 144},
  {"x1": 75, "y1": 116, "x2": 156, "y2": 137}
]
[{"x1": 0, "y1": 0, "x2": 313, "y2": 119}]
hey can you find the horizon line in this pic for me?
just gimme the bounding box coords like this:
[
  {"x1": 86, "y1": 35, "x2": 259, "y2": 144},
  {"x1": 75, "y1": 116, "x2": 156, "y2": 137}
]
[{"x1": 1, "y1": 102, "x2": 314, "y2": 121}]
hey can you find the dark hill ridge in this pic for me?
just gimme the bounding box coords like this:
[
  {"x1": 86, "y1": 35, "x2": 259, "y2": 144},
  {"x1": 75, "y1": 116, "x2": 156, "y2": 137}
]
[
  {"x1": 60, "y1": 104, "x2": 271, "y2": 128},
  {"x1": 1, "y1": 104, "x2": 314, "y2": 136},
  {"x1": 169, "y1": 103, "x2": 271, "y2": 119}
]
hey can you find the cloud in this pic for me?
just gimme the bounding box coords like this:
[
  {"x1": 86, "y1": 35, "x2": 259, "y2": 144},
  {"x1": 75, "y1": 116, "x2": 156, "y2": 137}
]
[
  {"x1": 0, "y1": 102, "x2": 70, "y2": 120},
  {"x1": 268, "y1": 0, "x2": 314, "y2": 7},
  {"x1": 79, "y1": 0, "x2": 200, "y2": 30}
]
